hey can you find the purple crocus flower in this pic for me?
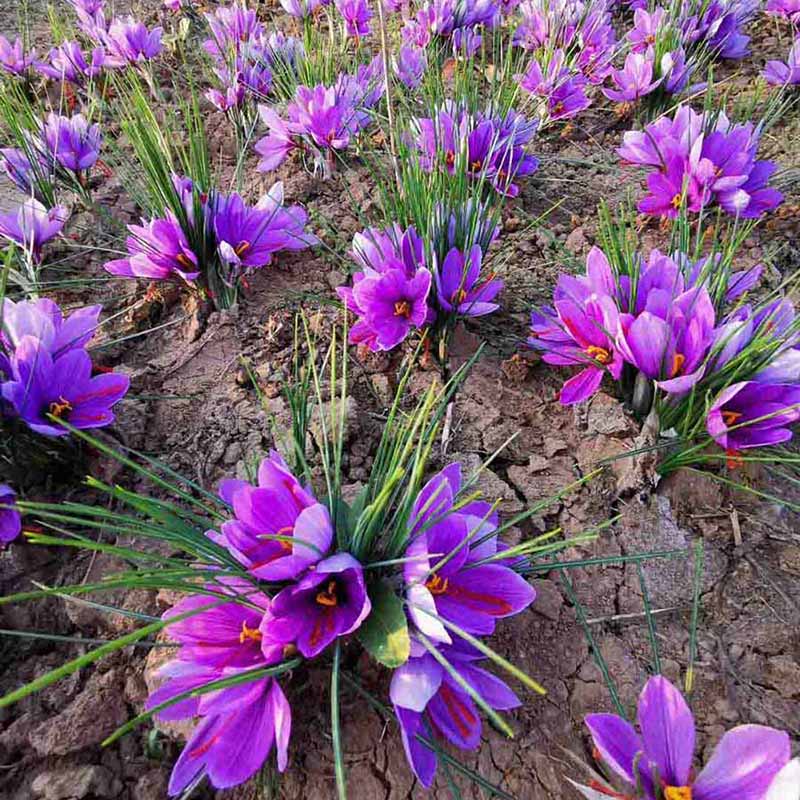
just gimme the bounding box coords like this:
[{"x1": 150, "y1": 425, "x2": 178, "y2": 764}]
[
  {"x1": 628, "y1": 8, "x2": 664, "y2": 52},
  {"x1": 203, "y1": 3, "x2": 264, "y2": 60},
  {"x1": 404, "y1": 464, "x2": 535, "y2": 644},
  {"x1": 707, "y1": 381, "x2": 800, "y2": 452},
  {"x1": 41, "y1": 113, "x2": 102, "y2": 174},
  {"x1": 394, "y1": 45, "x2": 426, "y2": 89},
  {"x1": 519, "y1": 51, "x2": 591, "y2": 122},
  {"x1": 209, "y1": 450, "x2": 333, "y2": 580},
  {"x1": 434, "y1": 244, "x2": 502, "y2": 317},
  {"x1": 290, "y1": 85, "x2": 351, "y2": 151},
  {"x1": 255, "y1": 106, "x2": 300, "y2": 171},
  {"x1": 337, "y1": 225, "x2": 432, "y2": 351},
  {"x1": 212, "y1": 183, "x2": 317, "y2": 270},
  {"x1": 335, "y1": 0, "x2": 373, "y2": 37},
  {"x1": 0, "y1": 485, "x2": 21, "y2": 545},
  {"x1": 764, "y1": 38, "x2": 800, "y2": 86},
  {"x1": 603, "y1": 52, "x2": 662, "y2": 103},
  {"x1": 0, "y1": 200, "x2": 68, "y2": 263},
  {"x1": 0, "y1": 35, "x2": 35, "y2": 76},
  {"x1": 102, "y1": 17, "x2": 162, "y2": 67},
  {"x1": 766, "y1": 0, "x2": 800, "y2": 21},
  {"x1": 148, "y1": 588, "x2": 291, "y2": 794},
  {"x1": 2, "y1": 337, "x2": 129, "y2": 437},
  {"x1": 104, "y1": 212, "x2": 200, "y2": 282},
  {"x1": 264, "y1": 553, "x2": 371, "y2": 658},
  {"x1": 528, "y1": 247, "x2": 623, "y2": 405},
  {"x1": 392, "y1": 640, "x2": 520, "y2": 787},
  {"x1": 585, "y1": 675, "x2": 790, "y2": 800},
  {"x1": 1, "y1": 297, "x2": 100, "y2": 356},
  {"x1": 37, "y1": 41, "x2": 105, "y2": 84},
  {"x1": 280, "y1": 0, "x2": 321, "y2": 17},
  {"x1": 616, "y1": 286, "x2": 716, "y2": 394}
]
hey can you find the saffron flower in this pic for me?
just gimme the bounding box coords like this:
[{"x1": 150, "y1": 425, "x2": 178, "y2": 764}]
[
  {"x1": 203, "y1": 3, "x2": 264, "y2": 60},
  {"x1": 211, "y1": 183, "x2": 317, "y2": 270},
  {"x1": 404, "y1": 464, "x2": 536, "y2": 644},
  {"x1": 148, "y1": 589, "x2": 291, "y2": 794},
  {"x1": 41, "y1": 113, "x2": 102, "y2": 174},
  {"x1": 0, "y1": 35, "x2": 35, "y2": 75},
  {"x1": 603, "y1": 52, "x2": 662, "y2": 103},
  {"x1": 0, "y1": 485, "x2": 21, "y2": 545},
  {"x1": 434, "y1": 245, "x2": 502, "y2": 317},
  {"x1": 1, "y1": 298, "x2": 100, "y2": 355},
  {"x1": 767, "y1": 0, "x2": 800, "y2": 22},
  {"x1": 528, "y1": 248, "x2": 623, "y2": 405},
  {"x1": 764, "y1": 38, "x2": 800, "y2": 86},
  {"x1": 102, "y1": 16, "x2": 162, "y2": 66},
  {"x1": 264, "y1": 553, "x2": 371, "y2": 658},
  {"x1": 0, "y1": 147, "x2": 51, "y2": 199},
  {"x1": 280, "y1": 0, "x2": 321, "y2": 17},
  {"x1": 337, "y1": 225, "x2": 432, "y2": 351},
  {"x1": 391, "y1": 641, "x2": 520, "y2": 787},
  {"x1": 394, "y1": 45, "x2": 426, "y2": 89},
  {"x1": 628, "y1": 8, "x2": 665, "y2": 53},
  {"x1": 37, "y1": 41, "x2": 105, "y2": 84},
  {"x1": 585, "y1": 675, "x2": 790, "y2": 800},
  {"x1": 335, "y1": 0, "x2": 373, "y2": 37},
  {"x1": 706, "y1": 382, "x2": 800, "y2": 451},
  {"x1": 518, "y1": 51, "x2": 591, "y2": 122},
  {"x1": 209, "y1": 450, "x2": 333, "y2": 580},
  {"x1": 2, "y1": 337, "x2": 129, "y2": 437},
  {"x1": 104, "y1": 212, "x2": 200, "y2": 282},
  {"x1": 0, "y1": 200, "x2": 68, "y2": 263}
]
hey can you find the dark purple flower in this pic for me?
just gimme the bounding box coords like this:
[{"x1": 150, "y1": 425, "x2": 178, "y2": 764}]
[
  {"x1": 41, "y1": 113, "x2": 102, "y2": 174},
  {"x1": 434, "y1": 244, "x2": 502, "y2": 317},
  {"x1": 0, "y1": 199, "x2": 68, "y2": 263},
  {"x1": 37, "y1": 41, "x2": 105, "y2": 84},
  {"x1": 290, "y1": 85, "x2": 351, "y2": 150},
  {"x1": 1, "y1": 297, "x2": 100, "y2": 356},
  {"x1": 209, "y1": 450, "x2": 332, "y2": 581},
  {"x1": 335, "y1": 0, "x2": 373, "y2": 37},
  {"x1": 2, "y1": 337, "x2": 129, "y2": 437},
  {"x1": 707, "y1": 381, "x2": 800, "y2": 451},
  {"x1": 104, "y1": 212, "x2": 200, "y2": 282},
  {"x1": 585, "y1": 675, "x2": 790, "y2": 800},
  {"x1": 212, "y1": 183, "x2": 317, "y2": 270},
  {"x1": 519, "y1": 51, "x2": 591, "y2": 122},
  {"x1": 392, "y1": 641, "x2": 520, "y2": 787},
  {"x1": 0, "y1": 485, "x2": 21, "y2": 545},
  {"x1": 102, "y1": 16, "x2": 162, "y2": 66},
  {"x1": 0, "y1": 35, "x2": 35, "y2": 75},
  {"x1": 528, "y1": 247, "x2": 623, "y2": 405},
  {"x1": 404, "y1": 464, "x2": 535, "y2": 644},
  {"x1": 265, "y1": 553, "x2": 371, "y2": 658}
]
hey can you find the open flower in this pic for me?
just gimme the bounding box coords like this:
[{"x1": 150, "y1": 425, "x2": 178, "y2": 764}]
[
  {"x1": 2, "y1": 337, "x2": 129, "y2": 437},
  {"x1": 335, "y1": 0, "x2": 373, "y2": 37},
  {"x1": 404, "y1": 464, "x2": 535, "y2": 644},
  {"x1": 41, "y1": 113, "x2": 102, "y2": 174},
  {"x1": 105, "y1": 212, "x2": 200, "y2": 282},
  {"x1": 102, "y1": 16, "x2": 162, "y2": 66},
  {"x1": 0, "y1": 35, "x2": 35, "y2": 75},
  {"x1": 265, "y1": 553, "x2": 371, "y2": 658},
  {"x1": 1, "y1": 298, "x2": 100, "y2": 356},
  {"x1": 0, "y1": 199, "x2": 68, "y2": 263},
  {"x1": 209, "y1": 450, "x2": 333, "y2": 581},
  {"x1": 0, "y1": 485, "x2": 21, "y2": 545},
  {"x1": 392, "y1": 640, "x2": 520, "y2": 787},
  {"x1": 37, "y1": 41, "x2": 106, "y2": 84},
  {"x1": 706, "y1": 381, "x2": 800, "y2": 451},
  {"x1": 603, "y1": 52, "x2": 662, "y2": 103},
  {"x1": 434, "y1": 244, "x2": 502, "y2": 318},
  {"x1": 585, "y1": 675, "x2": 790, "y2": 800},
  {"x1": 764, "y1": 38, "x2": 800, "y2": 86}
]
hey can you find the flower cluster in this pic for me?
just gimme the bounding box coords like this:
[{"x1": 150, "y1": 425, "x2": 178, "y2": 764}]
[
  {"x1": 255, "y1": 57, "x2": 382, "y2": 173},
  {"x1": 580, "y1": 674, "x2": 790, "y2": 800},
  {"x1": 527, "y1": 244, "x2": 800, "y2": 460},
  {"x1": 515, "y1": 0, "x2": 616, "y2": 124},
  {"x1": 619, "y1": 105, "x2": 783, "y2": 219},
  {"x1": 401, "y1": 0, "x2": 500, "y2": 57},
  {"x1": 104, "y1": 178, "x2": 317, "y2": 291},
  {"x1": 0, "y1": 298, "x2": 129, "y2": 437},
  {"x1": 411, "y1": 104, "x2": 539, "y2": 198},
  {"x1": 337, "y1": 220, "x2": 503, "y2": 351}
]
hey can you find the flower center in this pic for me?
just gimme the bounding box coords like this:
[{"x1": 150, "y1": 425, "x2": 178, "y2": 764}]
[
  {"x1": 176, "y1": 253, "x2": 193, "y2": 270},
  {"x1": 553, "y1": 101, "x2": 565, "y2": 115},
  {"x1": 721, "y1": 410, "x2": 742, "y2": 426},
  {"x1": 664, "y1": 787, "x2": 692, "y2": 800},
  {"x1": 671, "y1": 193, "x2": 682, "y2": 210},
  {"x1": 48, "y1": 396, "x2": 73, "y2": 419},
  {"x1": 445, "y1": 151, "x2": 455, "y2": 167},
  {"x1": 316, "y1": 579, "x2": 339, "y2": 607},
  {"x1": 235, "y1": 240, "x2": 251, "y2": 257},
  {"x1": 645, "y1": 34, "x2": 656, "y2": 44},
  {"x1": 239, "y1": 621, "x2": 262, "y2": 644},
  {"x1": 470, "y1": 159, "x2": 483, "y2": 172},
  {"x1": 670, "y1": 353, "x2": 685, "y2": 377},
  {"x1": 426, "y1": 574, "x2": 449, "y2": 595},
  {"x1": 394, "y1": 300, "x2": 411, "y2": 318},
  {"x1": 586, "y1": 345, "x2": 611, "y2": 365}
]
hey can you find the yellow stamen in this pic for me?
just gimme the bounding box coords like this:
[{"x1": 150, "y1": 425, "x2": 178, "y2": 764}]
[
  {"x1": 671, "y1": 193, "x2": 683, "y2": 210},
  {"x1": 394, "y1": 300, "x2": 411, "y2": 318},
  {"x1": 586, "y1": 345, "x2": 611, "y2": 365},
  {"x1": 722, "y1": 410, "x2": 742, "y2": 426},
  {"x1": 470, "y1": 159, "x2": 483, "y2": 172},
  {"x1": 316, "y1": 580, "x2": 338, "y2": 607},
  {"x1": 235, "y1": 240, "x2": 251, "y2": 257},
  {"x1": 48, "y1": 397, "x2": 73, "y2": 418},
  {"x1": 176, "y1": 253, "x2": 194, "y2": 270},
  {"x1": 664, "y1": 787, "x2": 692, "y2": 800},
  {"x1": 239, "y1": 621, "x2": 262, "y2": 644},
  {"x1": 426, "y1": 574, "x2": 449, "y2": 595},
  {"x1": 445, "y1": 151, "x2": 455, "y2": 167}
]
